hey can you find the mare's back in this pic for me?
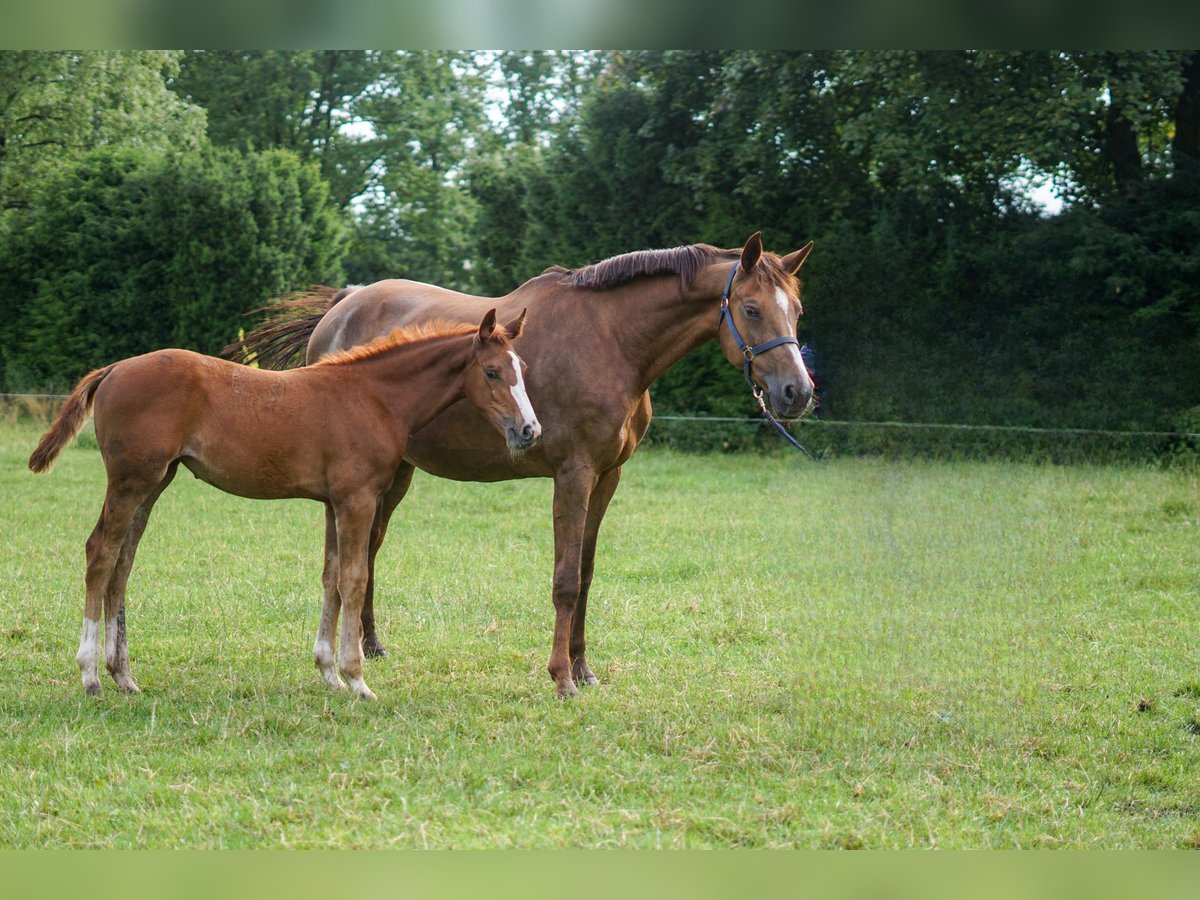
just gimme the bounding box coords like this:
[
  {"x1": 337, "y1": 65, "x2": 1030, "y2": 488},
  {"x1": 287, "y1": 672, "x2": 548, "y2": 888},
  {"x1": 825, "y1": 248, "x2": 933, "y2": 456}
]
[{"x1": 308, "y1": 280, "x2": 491, "y2": 362}]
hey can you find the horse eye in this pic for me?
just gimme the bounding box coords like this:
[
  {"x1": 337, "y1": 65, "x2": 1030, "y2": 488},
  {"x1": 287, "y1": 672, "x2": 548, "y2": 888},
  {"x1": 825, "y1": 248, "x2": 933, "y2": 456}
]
[
  {"x1": 743, "y1": 305, "x2": 760, "y2": 319},
  {"x1": 485, "y1": 367, "x2": 500, "y2": 380}
]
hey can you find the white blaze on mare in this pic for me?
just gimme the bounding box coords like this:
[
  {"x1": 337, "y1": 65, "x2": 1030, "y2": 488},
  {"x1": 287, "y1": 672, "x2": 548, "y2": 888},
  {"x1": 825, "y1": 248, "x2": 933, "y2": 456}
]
[
  {"x1": 775, "y1": 287, "x2": 813, "y2": 390},
  {"x1": 507, "y1": 351, "x2": 537, "y2": 428}
]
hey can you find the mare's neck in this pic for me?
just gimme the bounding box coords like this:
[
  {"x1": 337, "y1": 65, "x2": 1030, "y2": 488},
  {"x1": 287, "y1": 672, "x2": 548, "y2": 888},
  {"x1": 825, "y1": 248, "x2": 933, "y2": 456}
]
[{"x1": 600, "y1": 259, "x2": 736, "y2": 393}]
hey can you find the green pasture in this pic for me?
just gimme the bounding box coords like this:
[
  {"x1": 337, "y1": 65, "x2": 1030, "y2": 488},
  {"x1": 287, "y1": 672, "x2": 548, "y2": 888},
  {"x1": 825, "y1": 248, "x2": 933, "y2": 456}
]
[{"x1": 0, "y1": 420, "x2": 1197, "y2": 848}]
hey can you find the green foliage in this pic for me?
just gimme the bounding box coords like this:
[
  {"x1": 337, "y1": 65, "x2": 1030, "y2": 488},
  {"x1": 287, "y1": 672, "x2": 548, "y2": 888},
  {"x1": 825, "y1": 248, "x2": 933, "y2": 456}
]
[
  {"x1": 0, "y1": 51, "x2": 206, "y2": 213},
  {"x1": 0, "y1": 146, "x2": 343, "y2": 388},
  {"x1": 460, "y1": 50, "x2": 1199, "y2": 448},
  {"x1": 170, "y1": 50, "x2": 383, "y2": 210},
  {"x1": 2, "y1": 49, "x2": 1197, "y2": 450}
]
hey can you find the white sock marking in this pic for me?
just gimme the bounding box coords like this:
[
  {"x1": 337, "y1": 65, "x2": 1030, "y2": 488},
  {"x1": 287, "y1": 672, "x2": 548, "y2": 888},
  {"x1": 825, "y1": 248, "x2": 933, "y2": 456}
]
[{"x1": 77, "y1": 618, "x2": 100, "y2": 676}]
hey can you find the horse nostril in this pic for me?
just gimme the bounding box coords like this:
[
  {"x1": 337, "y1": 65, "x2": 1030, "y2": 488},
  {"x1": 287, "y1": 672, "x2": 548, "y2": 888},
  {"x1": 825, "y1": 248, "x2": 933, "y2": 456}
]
[
  {"x1": 521, "y1": 424, "x2": 534, "y2": 442},
  {"x1": 783, "y1": 383, "x2": 798, "y2": 404}
]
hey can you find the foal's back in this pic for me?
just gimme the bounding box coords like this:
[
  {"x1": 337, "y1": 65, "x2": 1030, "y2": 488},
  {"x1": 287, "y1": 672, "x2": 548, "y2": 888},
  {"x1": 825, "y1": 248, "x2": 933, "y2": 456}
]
[{"x1": 93, "y1": 349, "x2": 395, "y2": 501}]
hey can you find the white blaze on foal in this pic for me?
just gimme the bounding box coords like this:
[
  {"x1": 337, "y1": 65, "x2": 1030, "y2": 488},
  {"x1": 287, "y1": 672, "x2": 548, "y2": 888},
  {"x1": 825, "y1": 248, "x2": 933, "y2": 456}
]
[{"x1": 508, "y1": 350, "x2": 537, "y2": 429}]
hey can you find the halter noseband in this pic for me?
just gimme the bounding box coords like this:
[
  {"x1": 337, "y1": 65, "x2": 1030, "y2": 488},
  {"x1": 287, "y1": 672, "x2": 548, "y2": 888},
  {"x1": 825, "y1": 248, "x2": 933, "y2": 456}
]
[{"x1": 717, "y1": 260, "x2": 815, "y2": 459}]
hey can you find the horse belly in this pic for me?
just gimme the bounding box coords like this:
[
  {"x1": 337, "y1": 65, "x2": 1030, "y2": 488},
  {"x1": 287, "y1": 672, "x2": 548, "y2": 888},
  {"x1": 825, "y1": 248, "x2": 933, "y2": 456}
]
[{"x1": 405, "y1": 401, "x2": 552, "y2": 482}]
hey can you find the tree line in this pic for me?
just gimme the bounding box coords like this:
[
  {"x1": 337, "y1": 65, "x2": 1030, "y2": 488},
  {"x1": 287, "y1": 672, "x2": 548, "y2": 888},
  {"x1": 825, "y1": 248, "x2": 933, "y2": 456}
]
[{"x1": 1, "y1": 50, "x2": 1197, "y2": 439}]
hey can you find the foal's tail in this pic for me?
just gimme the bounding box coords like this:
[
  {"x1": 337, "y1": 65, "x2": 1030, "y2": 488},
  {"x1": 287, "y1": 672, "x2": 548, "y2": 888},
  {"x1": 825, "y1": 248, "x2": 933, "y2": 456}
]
[
  {"x1": 28, "y1": 365, "x2": 114, "y2": 474},
  {"x1": 221, "y1": 285, "x2": 354, "y2": 370}
]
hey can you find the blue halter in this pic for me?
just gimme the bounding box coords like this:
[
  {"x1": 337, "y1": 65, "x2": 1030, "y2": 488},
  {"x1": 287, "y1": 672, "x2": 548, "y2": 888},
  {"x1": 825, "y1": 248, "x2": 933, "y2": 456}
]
[
  {"x1": 716, "y1": 260, "x2": 815, "y2": 459},
  {"x1": 716, "y1": 261, "x2": 802, "y2": 391}
]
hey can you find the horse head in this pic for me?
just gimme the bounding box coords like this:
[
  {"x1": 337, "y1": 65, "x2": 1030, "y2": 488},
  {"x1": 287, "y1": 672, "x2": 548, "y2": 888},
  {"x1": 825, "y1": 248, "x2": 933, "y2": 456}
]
[
  {"x1": 715, "y1": 232, "x2": 815, "y2": 420},
  {"x1": 468, "y1": 308, "x2": 542, "y2": 452}
]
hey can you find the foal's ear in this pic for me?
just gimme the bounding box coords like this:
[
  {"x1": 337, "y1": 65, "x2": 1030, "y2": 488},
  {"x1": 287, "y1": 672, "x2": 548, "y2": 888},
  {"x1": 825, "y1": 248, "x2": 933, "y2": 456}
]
[
  {"x1": 780, "y1": 241, "x2": 814, "y2": 275},
  {"x1": 477, "y1": 308, "x2": 498, "y2": 342},
  {"x1": 740, "y1": 232, "x2": 763, "y2": 272},
  {"x1": 503, "y1": 308, "x2": 527, "y2": 340}
]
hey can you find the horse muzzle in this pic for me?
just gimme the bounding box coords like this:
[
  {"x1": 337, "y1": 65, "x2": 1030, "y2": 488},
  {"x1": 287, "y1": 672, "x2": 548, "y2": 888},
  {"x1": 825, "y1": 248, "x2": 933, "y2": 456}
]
[
  {"x1": 507, "y1": 419, "x2": 543, "y2": 451},
  {"x1": 767, "y1": 378, "x2": 814, "y2": 420}
]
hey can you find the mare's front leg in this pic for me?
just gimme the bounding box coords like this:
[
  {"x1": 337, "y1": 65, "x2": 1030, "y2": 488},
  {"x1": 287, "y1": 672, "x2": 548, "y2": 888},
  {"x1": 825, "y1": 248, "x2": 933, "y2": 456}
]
[
  {"x1": 361, "y1": 462, "x2": 416, "y2": 659},
  {"x1": 333, "y1": 493, "x2": 381, "y2": 700},
  {"x1": 548, "y1": 466, "x2": 599, "y2": 698},
  {"x1": 570, "y1": 466, "x2": 623, "y2": 687},
  {"x1": 313, "y1": 503, "x2": 346, "y2": 692}
]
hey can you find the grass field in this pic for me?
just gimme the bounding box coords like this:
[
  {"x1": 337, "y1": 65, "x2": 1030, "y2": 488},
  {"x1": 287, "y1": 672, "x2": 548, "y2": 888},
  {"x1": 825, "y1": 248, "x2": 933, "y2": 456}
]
[{"x1": 0, "y1": 419, "x2": 1197, "y2": 848}]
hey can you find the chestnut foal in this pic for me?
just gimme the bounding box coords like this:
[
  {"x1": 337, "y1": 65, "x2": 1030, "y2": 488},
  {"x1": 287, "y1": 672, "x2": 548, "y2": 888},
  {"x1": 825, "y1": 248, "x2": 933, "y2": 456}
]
[{"x1": 30, "y1": 310, "x2": 539, "y2": 700}]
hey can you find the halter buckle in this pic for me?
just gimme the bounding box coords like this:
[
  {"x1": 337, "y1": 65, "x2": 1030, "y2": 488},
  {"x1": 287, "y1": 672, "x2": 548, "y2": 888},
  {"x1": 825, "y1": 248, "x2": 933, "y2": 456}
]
[{"x1": 742, "y1": 347, "x2": 755, "y2": 362}]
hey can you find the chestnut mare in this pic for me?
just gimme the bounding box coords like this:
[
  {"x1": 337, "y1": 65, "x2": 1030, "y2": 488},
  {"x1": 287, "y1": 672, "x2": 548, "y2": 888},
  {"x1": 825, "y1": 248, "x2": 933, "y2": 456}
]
[
  {"x1": 30, "y1": 310, "x2": 539, "y2": 700},
  {"x1": 229, "y1": 232, "x2": 814, "y2": 697}
]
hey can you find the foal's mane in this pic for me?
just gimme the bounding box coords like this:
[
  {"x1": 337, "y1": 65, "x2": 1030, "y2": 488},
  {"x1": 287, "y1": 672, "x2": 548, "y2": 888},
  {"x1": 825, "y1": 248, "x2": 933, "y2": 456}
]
[
  {"x1": 560, "y1": 243, "x2": 799, "y2": 294},
  {"x1": 314, "y1": 320, "x2": 486, "y2": 367}
]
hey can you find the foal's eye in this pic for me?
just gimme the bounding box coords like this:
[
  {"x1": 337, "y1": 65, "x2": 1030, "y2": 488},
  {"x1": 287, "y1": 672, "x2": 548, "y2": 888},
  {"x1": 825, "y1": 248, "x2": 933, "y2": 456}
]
[
  {"x1": 743, "y1": 305, "x2": 760, "y2": 319},
  {"x1": 485, "y1": 368, "x2": 500, "y2": 380}
]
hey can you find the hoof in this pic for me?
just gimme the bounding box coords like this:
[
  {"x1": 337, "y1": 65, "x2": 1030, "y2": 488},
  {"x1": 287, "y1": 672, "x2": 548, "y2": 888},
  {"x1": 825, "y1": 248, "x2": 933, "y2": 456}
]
[
  {"x1": 114, "y1": 679, "x2": 142, "y2": 694},
  {"x1": 348, "y1": 677, "x2": 378, "y2": 701},
  {"x1": 556, "y1": 678, "x2": 580, "y2": 699},
  {"x1": 572, "y1": 660, "x2": 599, "y2": 687},
  {"x1": 321, "y1": 669, "x2": 347, "y2": 692},
  {"x1": 83, "y1": 681, "x2": 102, "y2": 697},
  {"x1": 362, "y1": 641, "x2": 389, "y2": 659}
]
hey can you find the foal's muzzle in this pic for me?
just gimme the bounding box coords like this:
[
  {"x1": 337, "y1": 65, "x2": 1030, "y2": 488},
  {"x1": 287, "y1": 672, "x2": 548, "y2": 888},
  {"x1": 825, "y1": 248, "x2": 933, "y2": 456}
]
[{"x1": 507, "y1": 419, "x2": 542, "y2": 451}]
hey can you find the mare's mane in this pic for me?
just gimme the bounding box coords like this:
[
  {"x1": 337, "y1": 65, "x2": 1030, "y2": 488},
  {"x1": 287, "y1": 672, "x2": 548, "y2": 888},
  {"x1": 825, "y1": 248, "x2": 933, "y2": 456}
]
[
  {"x1": 314, "y1": 320, "x2": 489, "y2": 367},
  {"x1": 559, "y1": 243, "x2": 799, "y2": 294}
]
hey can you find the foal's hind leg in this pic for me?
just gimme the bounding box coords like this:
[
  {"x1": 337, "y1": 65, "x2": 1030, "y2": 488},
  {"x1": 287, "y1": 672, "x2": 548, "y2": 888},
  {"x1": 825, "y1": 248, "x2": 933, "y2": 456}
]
[
  {"x1": 78, "y1": 478, "x2": 158, "y2": 695},
  {"x1": 103, "y1": 463, "x2": 178, "y2": 693},
  {"x1": 361, "y1": 462, "x2": 416, "y2": 659}
]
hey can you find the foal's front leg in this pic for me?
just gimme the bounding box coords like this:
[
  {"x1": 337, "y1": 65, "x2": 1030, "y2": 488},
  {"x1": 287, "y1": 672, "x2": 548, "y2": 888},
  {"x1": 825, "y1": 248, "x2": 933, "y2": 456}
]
[{"x1": 333, "y1": 494, "x2": 380, "y2": 700}]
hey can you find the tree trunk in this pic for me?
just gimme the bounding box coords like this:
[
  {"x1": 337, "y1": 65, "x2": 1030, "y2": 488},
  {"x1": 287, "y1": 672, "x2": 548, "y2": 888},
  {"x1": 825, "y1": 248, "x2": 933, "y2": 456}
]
[
  {"x1": 1172, "y1": 51, "x2": 1200, "y2": 174},
  {"x1": 1105, "y1": 97, "x2": 1142, "y2": 195}
]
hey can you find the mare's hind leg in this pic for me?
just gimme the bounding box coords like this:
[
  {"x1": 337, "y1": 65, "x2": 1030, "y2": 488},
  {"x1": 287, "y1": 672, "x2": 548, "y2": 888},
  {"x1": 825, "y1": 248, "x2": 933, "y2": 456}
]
[
  {"x1": 103, "y1": 463, "x2": 178, "y2": 693},
  {"x1": 78, "y1": 474, "x2": 161, "y2": 695},
  {"x1": 361, "y1": 462, "x2": 416, "y2": 659},
  {"x1": 314, "y1": 503, "x2": 345, "y2": 691},
  {"x1": 571, "y1": 466, "x2": 623, "y2": 687}
]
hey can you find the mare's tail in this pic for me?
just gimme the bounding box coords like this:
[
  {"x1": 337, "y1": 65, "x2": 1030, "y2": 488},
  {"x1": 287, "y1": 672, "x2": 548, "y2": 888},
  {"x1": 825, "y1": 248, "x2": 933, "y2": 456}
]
[
  {"x1": 221, "y1": 285, "x2": 355, "y2": 370},
  {"x1": 28, "y1": 365, "x2": 115, "y2": 474}
]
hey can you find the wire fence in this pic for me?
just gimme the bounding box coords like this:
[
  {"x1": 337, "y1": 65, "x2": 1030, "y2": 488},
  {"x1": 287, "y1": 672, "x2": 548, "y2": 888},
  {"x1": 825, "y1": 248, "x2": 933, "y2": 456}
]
[
  {"x1": 652, "y1": 414, "x2": 1200, "y2": 440},
  {"x1": 3, "y1": 393, "x2": 1197, "y2": 462}
]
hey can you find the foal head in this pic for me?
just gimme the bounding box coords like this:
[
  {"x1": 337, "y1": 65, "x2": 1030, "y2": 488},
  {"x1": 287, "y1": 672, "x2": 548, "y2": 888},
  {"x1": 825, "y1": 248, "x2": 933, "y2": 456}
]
[
  {"x1": 467, "y1": 309, "x2": 542, "y2": 452},
  {"x1": 716, "y1": 232, "x2": 816, "y2": 420}
]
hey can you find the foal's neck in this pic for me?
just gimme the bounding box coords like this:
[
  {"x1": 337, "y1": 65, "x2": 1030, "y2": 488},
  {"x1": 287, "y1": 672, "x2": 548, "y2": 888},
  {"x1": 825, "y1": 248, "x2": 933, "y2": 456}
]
[{"x1": 356, "y1": 335, "x2": 474, "y2": 432}]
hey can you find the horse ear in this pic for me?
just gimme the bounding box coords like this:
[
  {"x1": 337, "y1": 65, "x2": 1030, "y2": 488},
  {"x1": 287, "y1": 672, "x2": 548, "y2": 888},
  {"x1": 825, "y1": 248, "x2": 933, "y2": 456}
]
[
  {"x1": 503, "y1": 308, "x2": 527, "y2": 340},
  {"x1": 780, "y1": 241, "x2": 814, "y2": 275},
  {"x1": 740, "y1": 232, "x2": 763, "y2": 272},
  {"x1": 477, "y1": 308, "x2": 497, "y2": 342}
]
